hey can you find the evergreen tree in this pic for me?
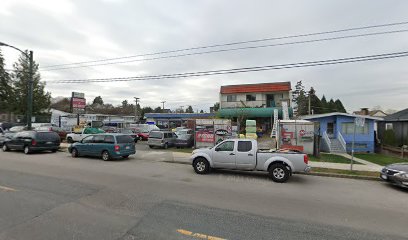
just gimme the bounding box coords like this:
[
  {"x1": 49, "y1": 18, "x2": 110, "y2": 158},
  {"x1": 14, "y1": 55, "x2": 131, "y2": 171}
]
[
  {"x1": 328, "y1": 99, "x2": 336, "y2": 112},
  {"x1": 153, "y1": 106, "x2": 162, "y2": 113},
  {"x1": 0, "y1": 49, "x2": 13, "y2": 113},
  {"x1": 309, "y1": 87, "x2": 323, "y2": 114},
  {"x1": 11, "y1": 50, "x2": 51, "y2": 115},
  {"x1": 92, "y1": 96, "x2": 104, "y2": 105},
  {"x1": 185, "y1": 105, "x2": 194, "y2": 113},
  {"x1": 334, "y1": 99, "x2": 346, "y2": 113},
  {"x1": 292, "y1": 81, "x2": 308, "y2": 116},
  {"x1": 320, "y1": 95, "x2": 328, "y2": 113},
  {"x1": 50, "y1": 98, "x2": 71, "y2": 112}
]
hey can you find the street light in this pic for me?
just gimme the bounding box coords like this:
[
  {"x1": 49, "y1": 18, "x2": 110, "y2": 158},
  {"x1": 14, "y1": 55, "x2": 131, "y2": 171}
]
[
  {"x1": 0, "y1": 41, "x2": 34, "y2": 130},
  {"x1": 134, "y1": 97, "x2": 140, "y2": 123}
]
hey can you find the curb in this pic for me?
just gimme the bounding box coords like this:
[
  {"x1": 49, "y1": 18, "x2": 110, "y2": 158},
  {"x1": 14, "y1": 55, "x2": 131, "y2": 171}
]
[
  {"x1": 298, "y1": 172, "x2": 380, "y2": 181},
  {"x1": 164, "y1": 161, "x2": 381, "y2": 181}
]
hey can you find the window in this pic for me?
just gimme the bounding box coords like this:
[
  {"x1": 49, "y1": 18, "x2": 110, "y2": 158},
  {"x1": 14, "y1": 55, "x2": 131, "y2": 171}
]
[
  {"x1": 82, "y1": 136, "x2": 94, "y2": 143},
  {"x1": 116, "y1": 135, "x2": 133, "y2": 143},
  {"x1": 227, "y1": 95, "x2": 237, "y2": 102},
  {"x1": 149, "y1": 131, "x2": 163, "y2": 139},
  {"x1": 216, "y1": 141, "x2": 234, "y2": 151},
  {"x1": 93, "y1": 135, "x2": 105, "y2": 143},
  {"x1": 246, "y1": 94, "x2": 256, "y2": 101},
  {"x1": 385, "y1": 123, "x2": 393, "y2": 130},
  {"x1": 238, "y1": 141, "x2": 252, "y2": 152},
  {"x1": 104, "y1": 135, "x2": 115, "y2": 144},
  {"x1": 341, "y1": 123, "x2": 369, "y2": 135}
]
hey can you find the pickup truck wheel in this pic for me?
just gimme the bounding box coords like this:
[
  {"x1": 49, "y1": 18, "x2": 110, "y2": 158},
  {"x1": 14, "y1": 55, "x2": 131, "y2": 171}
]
[
  {"x1": 67, "y1": 137, "x2": 73, "y2": 143},
  {"x1": 269, "y1": 163, "x2": 290, "y2": 183},
  {"x1": 101, "y1": 151, "x2": 110, "y2": 161},
  {"x1": 193, "y1": 158, "x2": 210, "y2": 174},
  {"x1": 2, "y1": 144, "x2": 9, "y2": 152}
]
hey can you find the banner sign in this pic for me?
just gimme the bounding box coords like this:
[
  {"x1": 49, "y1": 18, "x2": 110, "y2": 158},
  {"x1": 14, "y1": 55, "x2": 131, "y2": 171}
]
[
  {"x1": 71, "y1": 92, "x2": 86, "y2": 114},
  {"x1": 72, "y1": 98, "x2": 86, "y2": 109}
]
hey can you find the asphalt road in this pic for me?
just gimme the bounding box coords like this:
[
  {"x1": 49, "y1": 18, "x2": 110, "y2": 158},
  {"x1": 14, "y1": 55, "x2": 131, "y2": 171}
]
[{"x1": 0, "y1": 148, "x2": 407, "y2": 240}]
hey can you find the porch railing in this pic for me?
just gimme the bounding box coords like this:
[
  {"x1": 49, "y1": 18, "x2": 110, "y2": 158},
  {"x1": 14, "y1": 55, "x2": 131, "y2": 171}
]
[
  {"x1": 323, "y1": 131, "x2": 332, "y2": 152},
  {"x1": 337, "y1": 131, "x2": 347, "y2": 152}
]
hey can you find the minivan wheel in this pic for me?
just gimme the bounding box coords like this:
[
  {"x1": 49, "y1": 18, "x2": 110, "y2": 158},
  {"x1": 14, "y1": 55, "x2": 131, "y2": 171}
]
[
  {"x1": 2, "y1": 144, "x2": 9, "y2": 152},
  {"x1": 102, "y1": 151, "x2": 110, "y2": 161},
  {"x1": 71, "y1": 148, "x2": 78, "y2": 158},
  {"x1": 193, "y1": 157, "x2": 210, "y2": 174},
  {"x1": 269, "y1": 163, "x2": 290, "y2": 183},
  {"x1": 24, "y1": 146, "x2": 30, "y2": 154},
  {"x1": 164, "y1": 143, "x2": 168, "y2": 149}
]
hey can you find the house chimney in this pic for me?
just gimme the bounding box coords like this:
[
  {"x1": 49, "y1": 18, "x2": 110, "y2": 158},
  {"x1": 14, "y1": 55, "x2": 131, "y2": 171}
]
[{"x1": 360, "y1": 108, "x2": 369, "y2": 115}]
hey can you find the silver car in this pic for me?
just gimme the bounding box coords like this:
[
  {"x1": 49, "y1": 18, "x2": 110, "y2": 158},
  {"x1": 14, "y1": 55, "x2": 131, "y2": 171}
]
[{"x1": 148, "y1": 131, "x2": 177, "y2": 149}]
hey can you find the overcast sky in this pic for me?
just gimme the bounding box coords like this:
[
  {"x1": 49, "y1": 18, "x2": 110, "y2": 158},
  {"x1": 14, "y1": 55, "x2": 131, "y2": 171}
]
[{"x1": 1, "y1": 0, "x2": 407, "y2": 112}]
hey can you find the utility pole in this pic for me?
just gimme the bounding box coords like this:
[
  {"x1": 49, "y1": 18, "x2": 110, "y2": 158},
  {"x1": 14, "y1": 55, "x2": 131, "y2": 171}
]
[
  {"x1": 134, "y1": 97, "x2": 140, "y2": 123},
  {"x1": 161, "y1": 101, "x2": 166, "y2": 113},
  {"x1": 308, "y1": 93, "x2": 311, "y2": 115}
]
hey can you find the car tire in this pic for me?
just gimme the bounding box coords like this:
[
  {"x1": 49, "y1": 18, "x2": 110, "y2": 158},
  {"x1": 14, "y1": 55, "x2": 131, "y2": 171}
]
[
  {"x1": 71, "y1": 148, "x2": 78, "y2": 158},
  {"x1": 101, "y1": 150, "x2": 110, "y2": 161},
  {"x1": 24, "y1": 146, "x2": 30, "y2": 155},
  {"x1": 51, "y1": 149, "x2": 57, "y2": 153},
  {"x1": 149, "y1": 145, "x2": 154, "y2": 149},
  {"x1": 139, "y1": 136, "x2": 143, "y2": 141},
  {"x1": 67, "y1": 137, "x2": 73, "y2": 143},
  {"x1": 193, "y1": 157, "x2": 210, "y2": 174},
  {"x1": 122, "y1": 155, "x2": 129, "y2": 159},
  {"x1": 269, "y1": 163, "x2": 290, "y2": 183},
  {"x1": 2, "y1": 144, "x2": 9, "y2": 152},
  {"x1": 164, "y1": 143, "x2": 168, "y2": 149}
]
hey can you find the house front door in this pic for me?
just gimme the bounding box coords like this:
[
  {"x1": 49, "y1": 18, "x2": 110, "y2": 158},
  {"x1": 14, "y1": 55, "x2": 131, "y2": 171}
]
[{"x1": 327, "y1": 122, "x2": 335, "y2": 138}]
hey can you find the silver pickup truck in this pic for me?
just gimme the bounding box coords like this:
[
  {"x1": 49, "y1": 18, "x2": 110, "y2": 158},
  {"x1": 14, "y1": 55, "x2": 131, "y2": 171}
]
[{"x1": 190, "y1": 139, "x2": 311, "y2": 182}]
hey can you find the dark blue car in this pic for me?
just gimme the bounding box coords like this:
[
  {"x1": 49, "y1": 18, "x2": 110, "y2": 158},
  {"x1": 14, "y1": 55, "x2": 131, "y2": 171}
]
[{"x1": 68, "y1": 134, "x2": 136, "y2": 161}]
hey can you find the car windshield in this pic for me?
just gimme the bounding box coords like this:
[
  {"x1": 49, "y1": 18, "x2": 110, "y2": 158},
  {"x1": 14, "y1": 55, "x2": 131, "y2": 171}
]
[
  {"x1": 149, "y1": 131, "x2": 163, "y2": 138},
  {"x1": 116, "y1": 135, "x2": 133, "y2": 143}
]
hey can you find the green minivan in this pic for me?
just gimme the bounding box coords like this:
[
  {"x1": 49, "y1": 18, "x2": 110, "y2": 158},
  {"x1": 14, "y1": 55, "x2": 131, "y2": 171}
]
[{"x1": 68, "y1": 134, "x2": 136, "y2": 161}]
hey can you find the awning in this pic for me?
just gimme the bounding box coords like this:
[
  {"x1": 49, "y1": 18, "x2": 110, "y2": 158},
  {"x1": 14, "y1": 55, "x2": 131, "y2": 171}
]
[{"x1": 217, "y1": 107, "x2": 293, "y2": 118}]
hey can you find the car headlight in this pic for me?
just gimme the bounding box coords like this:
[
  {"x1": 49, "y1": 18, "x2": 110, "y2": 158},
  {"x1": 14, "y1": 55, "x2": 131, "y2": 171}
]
[{"x1": 396, "y1": 172, "x2": 408, "y2": 179}]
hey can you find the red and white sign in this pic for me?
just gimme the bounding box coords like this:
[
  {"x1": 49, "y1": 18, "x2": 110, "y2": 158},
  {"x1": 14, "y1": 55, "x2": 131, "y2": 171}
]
[
  {"x1": 72, "y1": 98, "x2": 86, "y2": 109},
  {"x1": 196, "y1": 132, "x2": 215, "y2": 143}
]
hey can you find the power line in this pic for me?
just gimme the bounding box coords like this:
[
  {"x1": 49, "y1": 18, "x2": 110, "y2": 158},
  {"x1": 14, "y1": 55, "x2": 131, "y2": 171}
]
[
  {"x1": 46, "y1": 50, "x2": 408, "y2": 84},
  {"x1": 40, "y1": 29, "x2": 408, "y2": 71}
]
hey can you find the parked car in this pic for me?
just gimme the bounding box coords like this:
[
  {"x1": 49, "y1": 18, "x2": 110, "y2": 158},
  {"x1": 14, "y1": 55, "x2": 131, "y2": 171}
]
[
  {"x1": 380, "y1": 163, "x2": 408, "y2": 188},
  {"x1": 148, "y1": 130, "x2": 177, "y2": 149},
  {"x1": 8, "y1": 125, "x2": 26, "y2": 132},
  {"x1": 133, "y1": 128, "x2": 149, "y2": 141},
  {"x1": 190, "y1": 139, "x2": 311, "y2": 183},
  {"x1": 0, "y1": 131, "x2": 16, "y2": 147},
  {"x1": 68, "y1": 134, "x2": 136, "y2": 161},
  {"x1": 0, "y1": 122, "x2": 13, "y2": 131},
  {"x1": 66, "y1": 127, "x2": 105, "y2": 143},
  {"x1": 36, "y1": 126, "x2": 67, "y2": 141},
  {"x1": 117, "y1": 128, "x2": 138, "y2": 143},
  {"x1": 2, "y1": 130, "x2": 60, "y2": 154},
  {"x1": 175, "y1": 129, "x2": 194, "y2": 148}
]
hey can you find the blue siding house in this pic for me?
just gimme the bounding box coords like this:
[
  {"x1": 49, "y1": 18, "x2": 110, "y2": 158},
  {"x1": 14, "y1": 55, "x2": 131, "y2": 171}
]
[{"x1": 302, "y1": 112, "x2": 382, "y2": 153}]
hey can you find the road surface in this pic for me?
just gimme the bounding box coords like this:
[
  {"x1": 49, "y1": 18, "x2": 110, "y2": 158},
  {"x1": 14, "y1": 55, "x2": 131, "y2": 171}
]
[{"x1": 0, "y1": 149, "x2": 407, "y2": 239}]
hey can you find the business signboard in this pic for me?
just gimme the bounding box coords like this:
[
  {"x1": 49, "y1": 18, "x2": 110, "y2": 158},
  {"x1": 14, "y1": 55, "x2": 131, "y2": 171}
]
[{"x1": 71, "y1": 92, "x2": 86, "y2": 113}]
